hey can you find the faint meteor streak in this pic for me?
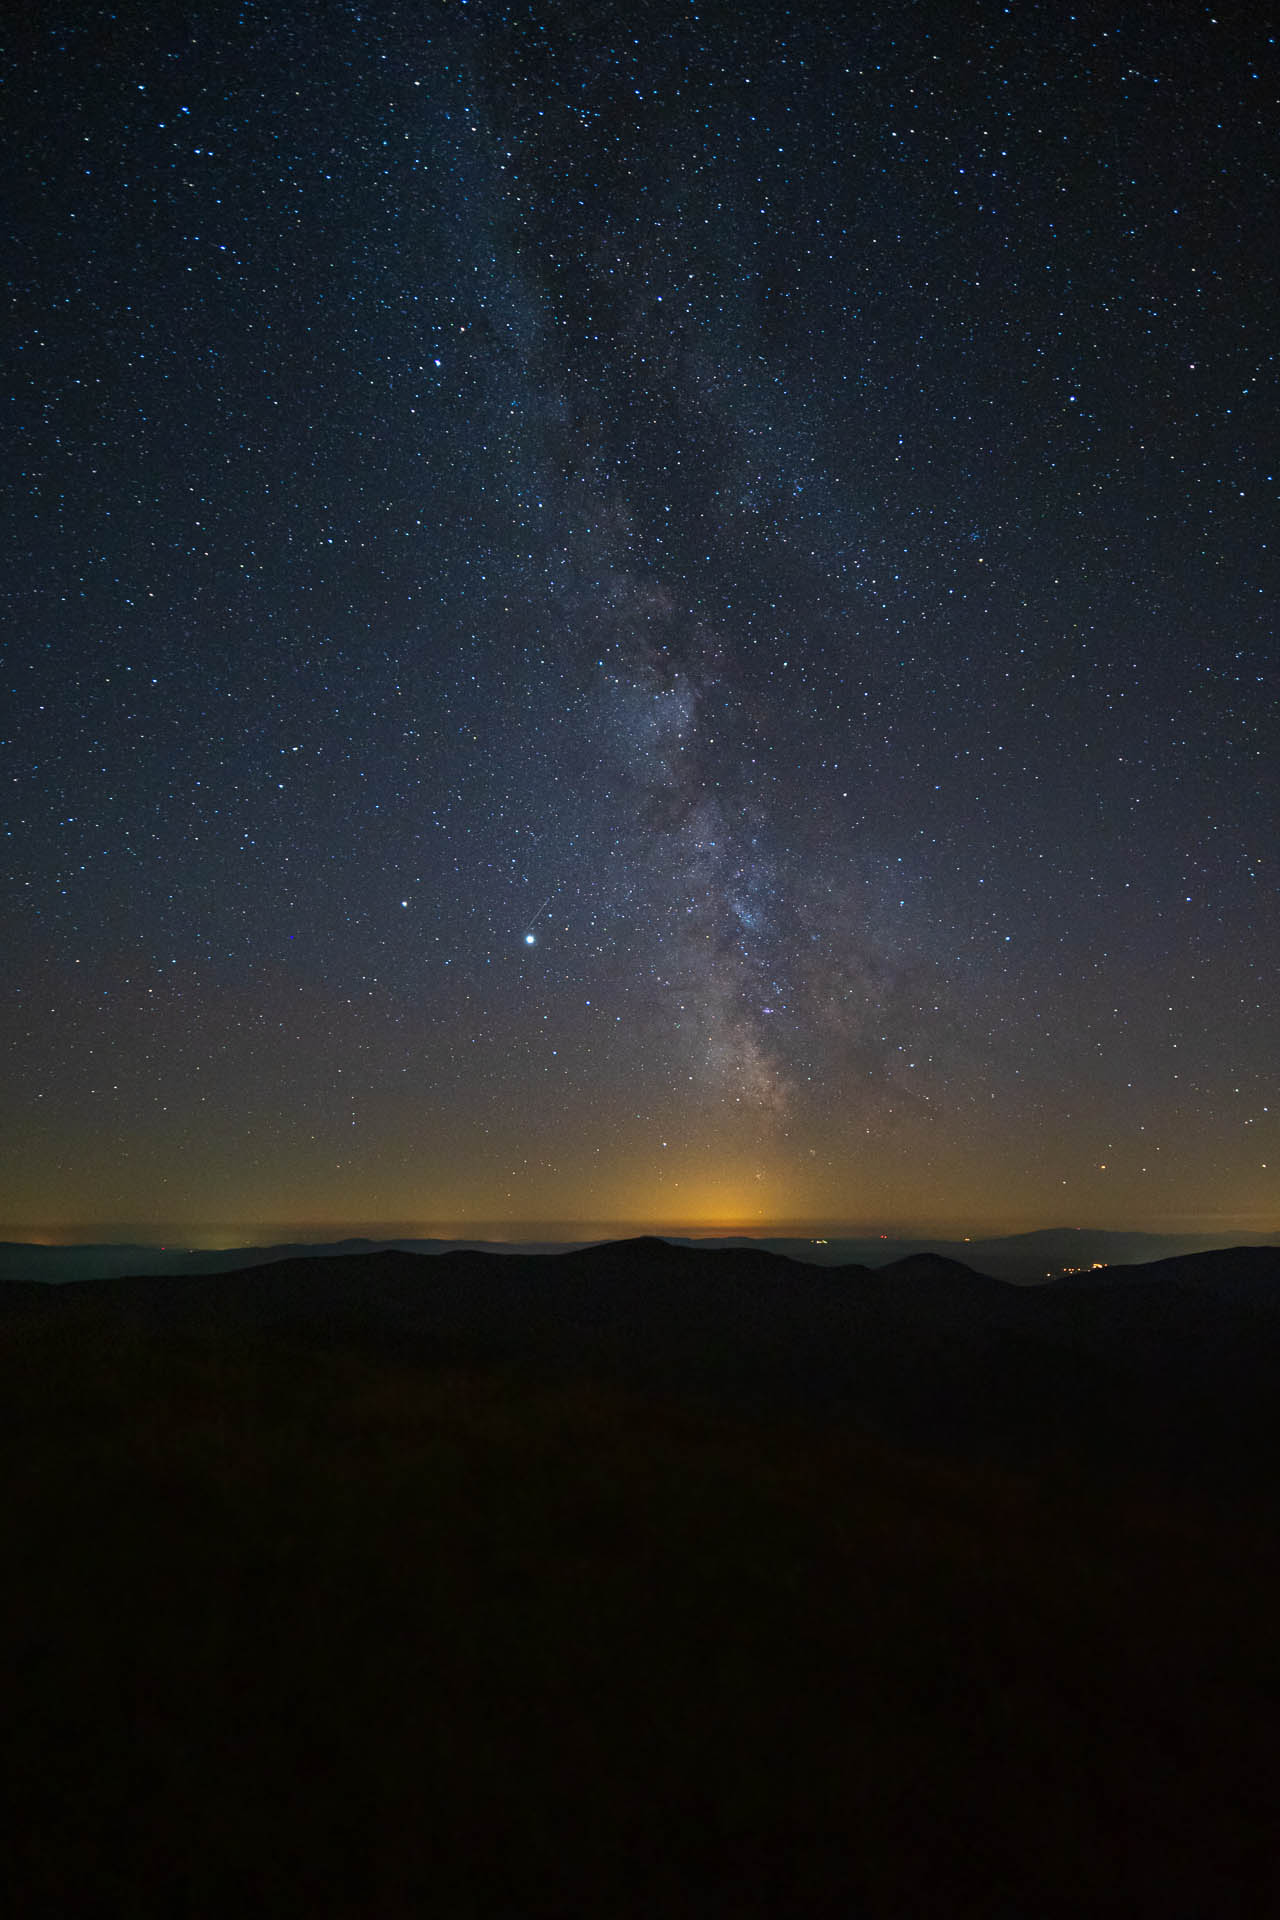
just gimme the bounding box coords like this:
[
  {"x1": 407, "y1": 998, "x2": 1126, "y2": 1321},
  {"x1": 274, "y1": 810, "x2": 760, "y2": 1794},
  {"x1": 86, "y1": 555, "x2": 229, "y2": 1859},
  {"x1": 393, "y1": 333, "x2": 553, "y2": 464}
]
[{"x1": 522, "y1": 892, "x2": 555, "y2": 944}]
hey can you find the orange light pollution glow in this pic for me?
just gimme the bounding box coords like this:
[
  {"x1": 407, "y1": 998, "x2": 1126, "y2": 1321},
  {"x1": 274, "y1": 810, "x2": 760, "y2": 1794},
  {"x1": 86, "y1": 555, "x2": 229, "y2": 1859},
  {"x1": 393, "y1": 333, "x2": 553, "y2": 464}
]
[{"x1": 4, "y1": 1084, "x2": 1274, "y2": 1246}]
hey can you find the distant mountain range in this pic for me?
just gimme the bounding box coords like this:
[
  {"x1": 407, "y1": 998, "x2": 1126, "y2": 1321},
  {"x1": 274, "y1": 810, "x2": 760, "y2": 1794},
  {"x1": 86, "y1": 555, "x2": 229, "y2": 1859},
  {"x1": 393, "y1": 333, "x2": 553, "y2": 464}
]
[
  {"x1": 692, "y1": 1227, "x2": 1280, "y2": 1283},
  {"x1": 2, "y1": 1224, "x2": 1272, "y2": 1286},
  {"x1": 3, "y1": 1234, "x2": 1278, "y2": 1492}
]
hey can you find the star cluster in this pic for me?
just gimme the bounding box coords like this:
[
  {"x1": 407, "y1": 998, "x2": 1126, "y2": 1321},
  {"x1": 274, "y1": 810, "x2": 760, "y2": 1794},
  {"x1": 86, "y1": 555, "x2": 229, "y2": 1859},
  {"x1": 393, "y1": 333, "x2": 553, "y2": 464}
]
[{"x1": 4, "y1": 1, "x2": 1275, "y2": 1239}]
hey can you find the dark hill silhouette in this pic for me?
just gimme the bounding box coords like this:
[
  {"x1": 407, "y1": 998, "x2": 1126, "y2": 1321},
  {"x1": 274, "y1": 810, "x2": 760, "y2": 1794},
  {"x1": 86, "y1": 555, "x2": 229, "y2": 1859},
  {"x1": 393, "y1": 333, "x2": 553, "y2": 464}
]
[
  {"x1": 4, "y1": 1236, "x2": 1278, "y2": 1491},
  {"x1": 876, "y1": 1250, "x2": 983, "y2": 1282}
]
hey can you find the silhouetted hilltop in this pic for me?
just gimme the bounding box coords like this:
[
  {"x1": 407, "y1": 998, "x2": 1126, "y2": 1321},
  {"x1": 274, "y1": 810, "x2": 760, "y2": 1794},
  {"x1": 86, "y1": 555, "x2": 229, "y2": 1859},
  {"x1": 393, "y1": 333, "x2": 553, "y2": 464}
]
[
  {"x1": 567, "y1": 1234, "x2": 689, "y2": 1261},
  {"x1": 872, "y1": 1251, "x2": 1008, "y2": 1294}
]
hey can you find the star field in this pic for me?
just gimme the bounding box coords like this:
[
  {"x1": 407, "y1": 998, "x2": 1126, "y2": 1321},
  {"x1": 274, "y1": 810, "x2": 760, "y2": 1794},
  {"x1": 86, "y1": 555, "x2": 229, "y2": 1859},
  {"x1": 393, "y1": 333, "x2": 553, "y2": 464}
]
[{"x1": 4, "y1": 1, "x2": 1276, "y2": 1240}]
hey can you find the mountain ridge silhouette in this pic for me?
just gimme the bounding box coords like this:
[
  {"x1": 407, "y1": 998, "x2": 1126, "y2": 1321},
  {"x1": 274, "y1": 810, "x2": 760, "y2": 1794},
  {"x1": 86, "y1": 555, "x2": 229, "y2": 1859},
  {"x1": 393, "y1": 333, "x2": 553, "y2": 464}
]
[{"x1": 4, "y1": 1236, "x2": 1277, "y2": 1490}]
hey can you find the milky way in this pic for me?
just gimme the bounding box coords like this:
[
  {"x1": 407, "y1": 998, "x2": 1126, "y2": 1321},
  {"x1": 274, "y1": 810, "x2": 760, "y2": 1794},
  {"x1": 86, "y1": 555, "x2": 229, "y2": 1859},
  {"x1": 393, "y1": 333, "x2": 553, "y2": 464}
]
[{"x1": 4, "y1": 2, "x2": 1276, "y2": 1236}]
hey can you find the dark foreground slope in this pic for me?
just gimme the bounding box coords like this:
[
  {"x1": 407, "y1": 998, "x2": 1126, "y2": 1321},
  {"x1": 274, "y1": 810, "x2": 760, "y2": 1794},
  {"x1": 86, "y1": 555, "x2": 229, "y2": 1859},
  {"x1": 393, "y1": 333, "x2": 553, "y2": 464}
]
[{"x1": 3, "y1": 1240, "x2": 1280, "y2": 1916}]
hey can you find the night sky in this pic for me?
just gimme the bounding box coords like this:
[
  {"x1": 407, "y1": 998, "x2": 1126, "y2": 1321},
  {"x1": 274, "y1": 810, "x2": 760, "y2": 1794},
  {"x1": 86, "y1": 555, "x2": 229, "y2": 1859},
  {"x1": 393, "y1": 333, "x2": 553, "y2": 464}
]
[{"x1": 5, "y1": 1, "x2": 1276, "y2": 1242}]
